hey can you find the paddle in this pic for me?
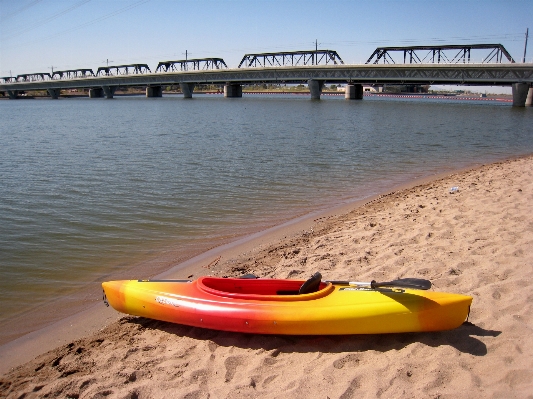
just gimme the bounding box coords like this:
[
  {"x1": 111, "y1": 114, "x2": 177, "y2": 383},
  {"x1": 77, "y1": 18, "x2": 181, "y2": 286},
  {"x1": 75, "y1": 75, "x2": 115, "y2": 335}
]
[{"x1": 326, "y1": 278, "x2": 432, "y2": 290}]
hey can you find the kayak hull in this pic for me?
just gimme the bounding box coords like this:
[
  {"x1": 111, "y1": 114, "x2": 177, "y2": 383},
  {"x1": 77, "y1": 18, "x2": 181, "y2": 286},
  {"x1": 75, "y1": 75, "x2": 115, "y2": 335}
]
[{"x1": 102, "y1": 277, "x2": 472, "y2": 335}]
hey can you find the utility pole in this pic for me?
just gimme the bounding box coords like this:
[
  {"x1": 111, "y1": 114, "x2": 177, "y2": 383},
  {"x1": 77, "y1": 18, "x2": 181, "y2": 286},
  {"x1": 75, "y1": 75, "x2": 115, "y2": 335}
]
[
  {"x1": 103, "y1": 59, "x2": 113, "y2": 67},
  {"x1": 49, "y1": 66, "x2": 57, "y2": 74},
  {"x1": 182, "y1": 50, "x2": 191, "y2": 70},
  {"x1": 523, "y1": 28, "x2": 529, "y2": 63}
]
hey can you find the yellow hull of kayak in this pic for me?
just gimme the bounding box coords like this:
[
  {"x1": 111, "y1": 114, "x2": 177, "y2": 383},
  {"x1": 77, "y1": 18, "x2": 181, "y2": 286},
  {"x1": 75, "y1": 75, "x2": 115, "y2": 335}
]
[{"x1": 102, "y1": 277, "x2": 472, "y2": 335}]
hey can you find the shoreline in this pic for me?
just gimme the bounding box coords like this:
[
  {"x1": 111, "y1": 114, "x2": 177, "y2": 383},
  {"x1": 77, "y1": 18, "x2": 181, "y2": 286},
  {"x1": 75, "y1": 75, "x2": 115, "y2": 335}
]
[
  {"x1": 1, "y1": 153, "x2": 531, "y2": 376},
  {"x1": 1, "y1": 92, "x2": 513, "y2": 103}
]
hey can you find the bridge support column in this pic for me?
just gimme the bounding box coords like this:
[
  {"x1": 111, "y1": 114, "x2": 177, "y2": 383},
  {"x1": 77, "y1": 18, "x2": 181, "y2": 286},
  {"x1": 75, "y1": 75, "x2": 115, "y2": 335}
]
[
  {"x1": 180, "y1": 83, "x2": 195, "y2": 98},
  {"x1": 308, "y1": 79, "x2": 324, "y2": 100},
  {"x1": 47, "y1": 88, "x2": 61, "y2": 99},
  {"x1": 7, "y1": 90, "x2": 19, "y2": 99},
  {"x1": 512, "y1": 83, "x2": 529, "y2": 107},
  {"x1": 146, "y1": 86, "x2": 163, "y2": 97},
  {"x1": 89, "y1": 88, "x2": 104, "y2": 98},
  {"x1": 102, "y1": 86, "x2": 117, "y2": 99},
  {"x1": 345, "y1": 84, "x2": 363, "y2": 100},
  {"x1": 526, "y1": 87, "x2": 533, "y2": 107},
  {"x1": 224, "y1": 84, "x2": 242, "y2": 98}
]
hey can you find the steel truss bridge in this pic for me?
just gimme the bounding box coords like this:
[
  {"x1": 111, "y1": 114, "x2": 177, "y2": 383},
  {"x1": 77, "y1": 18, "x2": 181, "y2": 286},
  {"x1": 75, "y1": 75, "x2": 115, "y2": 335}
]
[
  {"x1": 2, "y1": 63, "x2": 531, "y2": 89},
  {"x1": 1, "y1": 45, "x2": 532, "y2": 105}
]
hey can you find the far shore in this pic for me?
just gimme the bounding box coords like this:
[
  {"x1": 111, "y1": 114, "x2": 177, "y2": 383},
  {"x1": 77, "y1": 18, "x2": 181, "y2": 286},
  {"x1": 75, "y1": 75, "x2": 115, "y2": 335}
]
[{"x1": 1, "y1": 89, "x2": 513, "y2": 101}]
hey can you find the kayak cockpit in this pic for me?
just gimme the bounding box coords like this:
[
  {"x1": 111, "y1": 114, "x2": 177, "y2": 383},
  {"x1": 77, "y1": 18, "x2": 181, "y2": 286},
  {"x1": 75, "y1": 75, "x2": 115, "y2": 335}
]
[{"x1": 197, "y1": 275, "x2": 334, "y2": 301}]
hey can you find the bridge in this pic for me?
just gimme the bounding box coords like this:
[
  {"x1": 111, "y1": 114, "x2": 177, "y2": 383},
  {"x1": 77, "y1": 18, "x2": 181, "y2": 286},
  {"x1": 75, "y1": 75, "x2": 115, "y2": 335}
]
[{"x1": 1, "y1": 45, "x2": 533, "y2": 106}]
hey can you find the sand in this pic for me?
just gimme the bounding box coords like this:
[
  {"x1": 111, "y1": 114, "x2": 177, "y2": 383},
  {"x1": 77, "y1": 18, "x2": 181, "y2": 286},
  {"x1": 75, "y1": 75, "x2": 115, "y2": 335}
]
[{"x1": 1, "y1": 155, "x2": 533, "y2": 398}]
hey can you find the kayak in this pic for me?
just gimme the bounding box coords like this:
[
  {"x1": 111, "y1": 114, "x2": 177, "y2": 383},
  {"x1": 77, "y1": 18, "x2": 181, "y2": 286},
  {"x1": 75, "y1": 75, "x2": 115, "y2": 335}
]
[{"x1": 101, "y1": 273, "x2": 472, "y2": 335}]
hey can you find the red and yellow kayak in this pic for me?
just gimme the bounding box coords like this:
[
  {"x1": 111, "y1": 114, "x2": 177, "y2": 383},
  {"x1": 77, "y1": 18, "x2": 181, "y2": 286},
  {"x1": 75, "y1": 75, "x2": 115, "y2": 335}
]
[{"x1": 102, "y1": 275, "x2": 472, "y2": 335}]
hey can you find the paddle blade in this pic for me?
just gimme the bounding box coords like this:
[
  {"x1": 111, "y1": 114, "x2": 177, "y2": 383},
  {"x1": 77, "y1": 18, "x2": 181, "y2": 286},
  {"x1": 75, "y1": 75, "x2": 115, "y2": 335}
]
[
  {"x1": 372, "y1": 278, "x2": 432, "y2": 290},
  {"x1": 238, "y1": 273, "x2": 260, "y2": 279}
]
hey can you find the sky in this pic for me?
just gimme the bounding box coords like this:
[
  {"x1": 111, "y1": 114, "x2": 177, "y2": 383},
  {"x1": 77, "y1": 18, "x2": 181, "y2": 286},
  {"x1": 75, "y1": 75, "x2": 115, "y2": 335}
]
[{"x1": 1, "y1": 0, "x2": 531, "y2": 93}]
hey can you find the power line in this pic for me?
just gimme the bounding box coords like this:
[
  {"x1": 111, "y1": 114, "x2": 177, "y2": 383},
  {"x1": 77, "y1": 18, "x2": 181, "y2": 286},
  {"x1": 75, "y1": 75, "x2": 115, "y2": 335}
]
[
  {"x1": 3, "y1": 0, "x2": 92, "y2": 41},
  {"x1": 45, "y1": 0, "x2": 149, "y2": 40},
  {"x1": 329, "y1": 33, "x2": 525, "y2": 47},
  {"x1": 3, "y1": 0, "x2": 150, "y2": 49},
  {"x1": 0, "y1": 0, "x2": 44, "y2": 22}
]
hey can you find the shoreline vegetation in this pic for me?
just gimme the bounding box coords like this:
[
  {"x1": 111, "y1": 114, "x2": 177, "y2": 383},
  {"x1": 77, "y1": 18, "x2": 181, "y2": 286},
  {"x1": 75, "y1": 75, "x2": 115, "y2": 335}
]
[{"x1": 1, "y1": 154, "x2": 533, "y2": 397}]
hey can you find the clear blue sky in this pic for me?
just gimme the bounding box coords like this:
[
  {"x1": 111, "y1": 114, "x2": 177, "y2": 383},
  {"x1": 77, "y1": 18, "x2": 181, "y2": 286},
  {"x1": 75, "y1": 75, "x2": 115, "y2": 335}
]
[{"x1": 1, "y1": 0, "x2": 531, "y2": 93}]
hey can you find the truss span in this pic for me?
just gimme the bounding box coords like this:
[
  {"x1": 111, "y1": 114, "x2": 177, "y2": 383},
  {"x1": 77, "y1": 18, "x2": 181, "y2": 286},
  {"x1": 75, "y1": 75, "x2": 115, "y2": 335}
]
[
  {"x1": 0, "y1": 76, "x2": 17, "y2": 84},
  {"x1": 52, "y1": 69, "x2": 95, "y2": 80},
  {"x1": 16, "y1": 73, "x2": 52, "y2": 82},
  {"x1": 238, "y1": 50, "x2": 344, "y2": 68},
  {"x1": 366, "y1": 44, "x2": 516, "y2": 65},
  {"x1": 156, "y1": 58, "x2": 228, "y2": 72},
  {"x1": 96, "y1": 64, "x2": 151, "y2": 77}
]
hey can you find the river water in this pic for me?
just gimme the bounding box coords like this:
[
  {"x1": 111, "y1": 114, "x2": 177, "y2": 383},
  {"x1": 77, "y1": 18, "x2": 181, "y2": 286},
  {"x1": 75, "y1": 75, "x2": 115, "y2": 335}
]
[{"x1": 1, "y1": 94, "x2": 532, "y2": 342}]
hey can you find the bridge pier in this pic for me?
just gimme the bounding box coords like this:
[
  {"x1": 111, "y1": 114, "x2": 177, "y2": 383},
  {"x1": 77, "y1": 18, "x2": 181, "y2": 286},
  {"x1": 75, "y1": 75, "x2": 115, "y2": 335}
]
[
  {"x1": 7, "y1": 90, "x2": 19, "y2": 99},
  {"x1": 345, "y1": 84, "x2": 363, "y2": 100},
  {"x1": 180, "y1": 83, "x2": 195, "y2": 98},
  {"x1": 308, "y1": 79, "x2": 324, "y2": 100},
  {"x1": 512, "y1": 83, "x2": 529, "y2": 107},
  {"x1": 47, "y1": 88, "x2": 61, "y2": 99},
  {"x1": 102, "y1": 86, "x2": 117, "y2": 99},
  {"x1": 146, "y1": 86, "x2": 162, "y2": 97},
  {"x1": 526, "y1": 87, "x2": 533, "y2": 107},
  {"x1": 89, "y1": 88, "x2": 104, "y2": 98},
  {"x1": 224, "y1": 84, "x2": 242, "y2": 98}
]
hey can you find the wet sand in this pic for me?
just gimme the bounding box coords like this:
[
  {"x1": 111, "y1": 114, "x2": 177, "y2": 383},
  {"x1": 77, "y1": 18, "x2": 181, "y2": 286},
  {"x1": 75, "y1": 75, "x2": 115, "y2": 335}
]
[{"x1": 1, "y1": 155, "x2": 533, "y2": 398}]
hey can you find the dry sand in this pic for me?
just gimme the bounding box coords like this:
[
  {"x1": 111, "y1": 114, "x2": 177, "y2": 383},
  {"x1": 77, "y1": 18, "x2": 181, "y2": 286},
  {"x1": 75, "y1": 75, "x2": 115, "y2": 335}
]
[{"x1": 1, "y1": 155, "x2": 533, "y2": 399}]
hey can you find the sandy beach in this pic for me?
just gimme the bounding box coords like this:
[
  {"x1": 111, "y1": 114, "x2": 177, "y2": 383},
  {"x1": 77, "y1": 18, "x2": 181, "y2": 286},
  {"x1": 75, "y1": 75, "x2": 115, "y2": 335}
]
[{"x1": 1, "y1": 155, "x2": 533, "y2": 398}]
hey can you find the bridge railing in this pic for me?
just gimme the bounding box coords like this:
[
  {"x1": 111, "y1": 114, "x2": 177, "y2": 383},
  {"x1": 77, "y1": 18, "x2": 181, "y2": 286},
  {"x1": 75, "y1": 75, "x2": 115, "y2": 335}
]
[
  {"x1": 238, "y1": 50, "x2": 345, "y2": 68},
  {"x1": 155, "y1": 58, "x2": 228, "y2": 72},
  {"x1": 96, "y1": 64, "x2": 152, "y2": 77}
]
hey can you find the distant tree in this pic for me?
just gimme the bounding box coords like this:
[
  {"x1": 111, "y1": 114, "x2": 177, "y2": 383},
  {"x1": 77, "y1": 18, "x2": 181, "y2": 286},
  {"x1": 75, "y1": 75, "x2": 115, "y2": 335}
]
[{"x1": 383, "y1": 85, "x2": 402, "y2": 93}]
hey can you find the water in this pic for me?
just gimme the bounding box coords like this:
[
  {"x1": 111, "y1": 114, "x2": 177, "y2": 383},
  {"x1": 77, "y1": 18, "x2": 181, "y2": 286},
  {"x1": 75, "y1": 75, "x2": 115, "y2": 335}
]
[{"x1": 1, "y1": 94, "x2": 532, "y2": 342}]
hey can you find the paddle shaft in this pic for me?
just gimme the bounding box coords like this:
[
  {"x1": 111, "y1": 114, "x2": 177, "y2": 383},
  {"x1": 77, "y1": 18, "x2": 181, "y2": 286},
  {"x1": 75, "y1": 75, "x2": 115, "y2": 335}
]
[{"x1": 326, "y1": 278, "x2": 432, "y2": 290}]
